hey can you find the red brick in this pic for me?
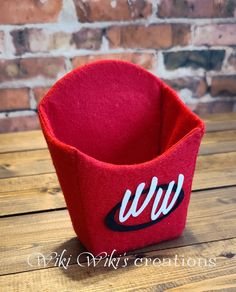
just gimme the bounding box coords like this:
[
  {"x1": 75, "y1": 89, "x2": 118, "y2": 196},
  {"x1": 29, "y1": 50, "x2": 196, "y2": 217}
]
[
  {"x1": 193, "y1": 24, "x2": 236, "y2": 46},
  {"x1": 74, "y1": 0, "x2": 152, "y2": 22},
  {"x1": 0, "y1": 31, "x2": 4, "y2": 54},
  {"x1": 228, "y1": 51, "x2": 236, "y2": 69},
  {"x1": 0, "y1": 58, "x2": 66, "y2": 82},
  {"x1": 0, "y1": 0, "x2": 62, "y2": 24},
  {"x1": 0, "y1": 115, "x2": 40, "y2": 133},
  {"x1": 164, "y1": 50, "x2": 225, "y2": 70},
  {"x1": 172, "y1": 25, "x2": 191, "y2": 46},
  {"x1": 211, "y1": 75, "x2": 236, "y2": 96},
  {"x1": 33, "y1": 87, "x2": 50, "y2": 104},
  {"x1": 191, "y1": 100, "x2": 235, "y2": 115},
  {"x1": 11, "y1": 29, "x2": 73, "y2": 54},
  {"x1": 0, "y1": 88, "x2": 30, "y2": 111},
  {"x1": 72, "y1": 53, "x2": 155, "y2": 70},
  {"x1": 11, "y1": 29, "x2": 30, "y2": 55},
  {"x1": 164, "y1": 77, "x2": 207, "y2": 98},
  {"x1": 107, "y1": 24, "x2": 190, "y2": 49},
  {"x1": 158, "y1": 0, "x2": 236, "y2": 18},
  {"x1": 107, "y1": 25, "x2": 171, "y2": 48},
  {"x1": 30, "y1": 31, "x2": 72, "y2": 52},
  {"x1": 72, "y1": 29, "x2": 103, "y2": 50}
]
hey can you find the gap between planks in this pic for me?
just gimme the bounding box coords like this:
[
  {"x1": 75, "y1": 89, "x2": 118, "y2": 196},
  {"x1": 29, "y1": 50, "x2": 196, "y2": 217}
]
[
  {"x1": 0, "y1": 185, "x2": 236, "y2": 275},
  {"x1": 0, "y1": 113, "x2": 236, "y2": 289},
  {"x1": 0, "y1": 112, "x2": 236, "y2": 154},
  {"x1": 0, "y1": 129, "x2": 235, "y2": 155},
  {"x1": 0, "y1": 150, "x2": 236, "y2": 216},
  {"x1": 0, "y1": 237, "x2": 235, "y2": 292}
]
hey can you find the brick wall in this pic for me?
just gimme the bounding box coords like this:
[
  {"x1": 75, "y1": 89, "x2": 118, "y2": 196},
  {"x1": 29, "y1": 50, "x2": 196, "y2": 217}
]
[{"x1": 0, "y1": 0, "x2": 236, "y2": 133}]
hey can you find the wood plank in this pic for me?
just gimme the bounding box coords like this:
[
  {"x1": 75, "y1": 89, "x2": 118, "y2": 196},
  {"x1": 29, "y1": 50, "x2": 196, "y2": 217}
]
[
  {"x1": 0, "y1": 173, "x2": 57, "y2": 193},
  {"x1": 0, "y1": 149, "x2": 53, "y2": 178},
  {"x1": 1, "y1": 150, "x2": 236, "y2": 216},
  {"x1": 199, "y1": 130, "x2": 236, "y2": 155},
  {"x1": 0, "y1": 130, "x2": 46, "y2": 153},
  {"x1": 0, "y1": 238, "x2": 235, "y2": 291},
  {"x1": 0, "y1": 113, "x2": 236, "y2": 154},
  {"x1": 0, "y1": 174, "x2": 62, "y2": 216},
  {"x1": 192, "y1": 151, "x2": 236, "y2": 190},
  {"x1": 168, "y1": 273, "x2": 236, "y2": 292},
  {"x1": 1, "y1": 129, "x2": 236, "y2": 181},
  {"x1": 1, "y1": 149, "x2": 235, "y2": 184},
  {"x1": 201, "y1": 112, "x2": 236, "y2": 122},
  {"x1": 0, "y1": 186, "x2": 235, "y2": 275},
  {"x1": 0, "y1": 187, "x2": 64, "y2": 216},
  {"x1": 203, "y1": 112, "x2": 236, "y2": 132}
]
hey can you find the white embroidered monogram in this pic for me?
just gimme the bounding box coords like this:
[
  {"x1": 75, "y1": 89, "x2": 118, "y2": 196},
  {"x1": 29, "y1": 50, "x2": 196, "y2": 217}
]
[{"x1": 119, "y1": 174, "x2": 184, "y2": 223}]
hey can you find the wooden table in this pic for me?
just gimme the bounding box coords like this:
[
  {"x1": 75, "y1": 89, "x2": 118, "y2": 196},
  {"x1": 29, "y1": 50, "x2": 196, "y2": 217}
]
[{"x1": 0, "y1": 113, "x2": 236, "y2": 291}]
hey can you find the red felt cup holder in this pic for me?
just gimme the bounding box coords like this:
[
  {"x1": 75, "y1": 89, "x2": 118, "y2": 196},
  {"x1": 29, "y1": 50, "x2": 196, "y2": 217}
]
[{"x1": 38, "y1": 60, "x2": 205, "y2": 255}]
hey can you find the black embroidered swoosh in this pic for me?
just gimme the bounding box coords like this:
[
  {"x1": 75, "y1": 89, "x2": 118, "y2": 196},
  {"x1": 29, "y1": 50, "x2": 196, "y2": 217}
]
[{"x1": 105, "y1": 183, "x2": 184, "y2": 232}]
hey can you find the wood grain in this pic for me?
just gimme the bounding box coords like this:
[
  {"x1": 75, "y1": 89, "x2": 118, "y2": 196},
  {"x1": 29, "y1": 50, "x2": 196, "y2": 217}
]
[
  {"x1": 199, "y1": 130, "x2": 236, "y2": 155},
  {"x1": 203, "y1": 112, "x2": 236, "y2": 132},
  {"x1": 168, "y1": 273, "x2": 236, "y2": 292},
  {"x1": 193, "y1": 151, "x2": 236, "y2": 190},
  {"x1": 0, "y1": 144, "x2": 236, "y2": 178},
  {"x1": 1, "y1": 113, "x2": 236, "y2": 290},
  {"x1": 1, "y1": 148, "x2": 236, "y2": 182},
  {"x1": 0, "y1": 130, "x2": 46, "y2": 154},
  {"x1": 0, "y1": 173, "x2": 58, "y2": 193},
  {"x1": 0, "y1": 187, "x2": 64, "y2": 216},
  {"x1": 0, "y1": 113, "x2": 236, "y2": 155},
  {"x1": 0, "y1": 149, "x2": 53, "y2": 178},
  {"x1": 1, "y1": 150, "x2": 236, "y2": 216},
  {"x1": 0, "y1": 238, "x2": 235, "y2": 291},
  {"x1": 0, "y1": 129, "x2": 236, "y2": 156},
  {"x1": 0, "y1": 186, "x2": 235, "y2": 275},
  {"x1": 1, "y1": 129, "x2": 236, "y2": 180}
]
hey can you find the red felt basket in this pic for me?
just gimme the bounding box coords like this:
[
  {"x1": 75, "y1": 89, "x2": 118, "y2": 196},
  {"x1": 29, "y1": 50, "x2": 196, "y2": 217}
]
[{"x1": 38, "y1": 60, "x2": 205, "y2": 255}]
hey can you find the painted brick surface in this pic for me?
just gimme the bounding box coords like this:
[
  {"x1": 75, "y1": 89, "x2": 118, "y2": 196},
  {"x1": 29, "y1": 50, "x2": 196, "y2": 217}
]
[{"x1": 0, "y1": 0, "x2": 235, "y2": 132}]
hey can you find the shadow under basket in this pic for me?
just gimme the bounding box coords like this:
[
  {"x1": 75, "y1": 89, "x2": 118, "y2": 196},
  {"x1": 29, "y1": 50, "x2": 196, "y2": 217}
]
[{"x1": 38, "y1": 60, "x2": 205, "y2": 255}]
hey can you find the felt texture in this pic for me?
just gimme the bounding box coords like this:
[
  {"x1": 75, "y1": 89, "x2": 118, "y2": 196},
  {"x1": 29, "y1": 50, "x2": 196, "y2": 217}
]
[{"x1": 38, "y1": 60, "x2": 205, "y2": 255}]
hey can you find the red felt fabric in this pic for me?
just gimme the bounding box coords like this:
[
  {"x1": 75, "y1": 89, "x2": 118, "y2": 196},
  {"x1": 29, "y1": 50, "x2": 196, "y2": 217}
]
[{"x1": 38, "y1": 60, "x2": 205, "y2": 255}]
